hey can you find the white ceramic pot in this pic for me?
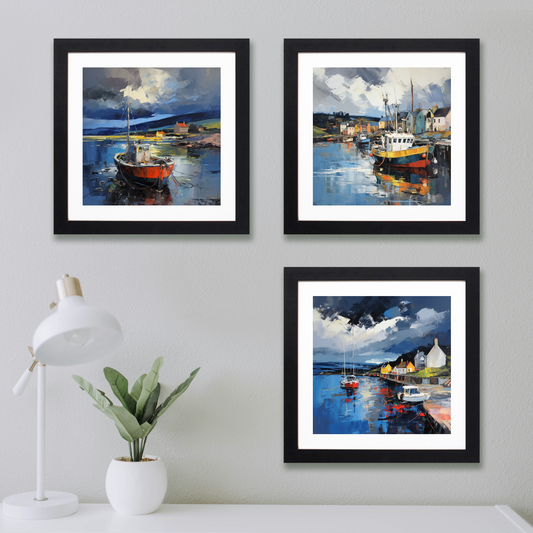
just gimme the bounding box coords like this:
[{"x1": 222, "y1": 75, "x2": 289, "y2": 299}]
[{"x1": 105, "y1": 455, "x2": 167, "y2": 515}]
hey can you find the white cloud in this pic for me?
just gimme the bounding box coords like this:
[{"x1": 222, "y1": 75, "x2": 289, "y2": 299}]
[
  {"x1": 410, "y1": 308, "x2": 449, "y2": 329},
  {"x1": 316, "y1": 67, "x2": 450, "y2": 114},
  {"x1": 313, "y1": 309, "x2": 407, "y2": 352}
]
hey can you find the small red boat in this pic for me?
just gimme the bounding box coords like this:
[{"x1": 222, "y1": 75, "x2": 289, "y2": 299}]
[
  {"x1": 114, "y1": 142, "x2": 174, "y2": 188},
  {"x1": 114, "y1": 100, "x2": 174, "y2": 189},
  {"x1": 341, "y1": 375, "x2": 359, "y2": 389}
]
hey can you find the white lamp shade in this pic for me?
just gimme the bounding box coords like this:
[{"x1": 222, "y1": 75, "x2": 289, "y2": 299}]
[{"x1": 33, "y1": 295, "x2": 123, "y2": 366}]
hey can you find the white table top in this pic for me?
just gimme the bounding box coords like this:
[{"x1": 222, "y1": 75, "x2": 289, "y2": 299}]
[{"x1": 1, "y1": 504, "x2": 532, "y2": 533}]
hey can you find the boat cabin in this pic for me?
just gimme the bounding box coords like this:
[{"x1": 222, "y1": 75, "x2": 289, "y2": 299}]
[
  {"x1": 126, "y1": 141, "x2": 152, "y2": 163},
  {"x1": 402, "y1": 385, "x2": 422, "y2": 396},
  {"x1": 381, "y1": 133, "x2": 414, "y2": 152}
]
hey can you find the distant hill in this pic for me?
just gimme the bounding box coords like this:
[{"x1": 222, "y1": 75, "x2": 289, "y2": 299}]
[{"x1": 83, "y1": 109, "x2": 221, "y2": 136}]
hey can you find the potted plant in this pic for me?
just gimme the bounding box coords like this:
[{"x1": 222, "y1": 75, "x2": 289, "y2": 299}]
[{"x1": 73, "y1": 357, "x2": 199, "y2": 515}]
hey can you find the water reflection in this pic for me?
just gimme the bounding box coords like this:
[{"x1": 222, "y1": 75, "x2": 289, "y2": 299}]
[
  {"x1": 83, "y1": 138, "x2": 221, "y2": 206},
  {"x1": 313, "y1": 375, "x2": 433, "y2": 434},
  {"x1": 313, "y1": 141, "x2": 451, "y2": 206}
]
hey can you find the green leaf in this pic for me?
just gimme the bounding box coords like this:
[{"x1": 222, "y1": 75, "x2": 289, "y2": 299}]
[
  {"x1": 140, "y1": 421, "x2": 157, "y2": 439},
  {"x1": 93, "y1": 404, "x2": 144, "y2": 442},
  {"x1": 104, "y1": 367, "x2": 136, "y2": 414},
  {"x1": 141, "y1": 383, "x2": 160, "y2": 424},
  {"x1": 130, "y1": 374, "x2": 146, "y2": 402},
  {"x1": 135, "y1": 357, "x2": 164, "y2": 419},
  {"x1": 152, "y1": 367, "x2": 200, "y2": 424},
  {"x1": 72, "y1": 375, "x2": 111, "y2": 409}
]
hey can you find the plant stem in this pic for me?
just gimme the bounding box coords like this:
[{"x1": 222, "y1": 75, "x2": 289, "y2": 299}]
[
  {"x1": 128, "y1": 442, "x2": 133, "y2": 462},
  {"x1": 140, "y1": 437, "x2": 147, "y2": 457},
  {"x1": 132, "y1": 439, "x2": 140, "y2": 461}
]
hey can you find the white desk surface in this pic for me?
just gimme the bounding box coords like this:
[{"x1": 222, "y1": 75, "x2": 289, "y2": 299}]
[{"x1": 1, "y1": 504, "x2": 532, "y2": 533}]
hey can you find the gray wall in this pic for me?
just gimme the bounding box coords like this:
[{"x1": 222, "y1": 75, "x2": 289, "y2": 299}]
[{"x1": 2, "y1": 0, "x2": 532, "y2": 525}]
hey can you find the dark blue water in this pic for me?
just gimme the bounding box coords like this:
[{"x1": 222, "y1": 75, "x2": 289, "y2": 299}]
[
  {"x1": 83, "y1": 138, "x2": 221, "y2": 206},
  {"x1": 313, "y1": 141, "x2": 451, "y2": 206},
  {"x1": 313, "y1": 373, "x2": 432, "y2": 435}
]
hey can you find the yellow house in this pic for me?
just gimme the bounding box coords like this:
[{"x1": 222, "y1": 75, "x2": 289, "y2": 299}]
[
  {"x1": 396, "y1": 361, "x2": 415, "y2": 374},
  {"x1": 381, "y1": 363, "x2": 392, "y2": 374}
]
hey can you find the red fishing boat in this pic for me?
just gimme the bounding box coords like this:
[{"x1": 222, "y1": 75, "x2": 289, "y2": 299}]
[
  {"x1": 114, "y1": 143, "x2": 174, "y2": 189},
  {"x1": 114, "y1": 101, "x2": 174, "y2": 189}
]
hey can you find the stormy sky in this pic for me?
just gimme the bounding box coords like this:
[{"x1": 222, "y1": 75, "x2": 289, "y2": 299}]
[
  {"x1": 313, "y1": 67, "x2": 451, "y2": 116},
  {"x1": 313, "y1": 296, "x2": 451, "y2": 364},
  {"x1": 83, "y1": 67, "x2": 221, "y2": 130}
]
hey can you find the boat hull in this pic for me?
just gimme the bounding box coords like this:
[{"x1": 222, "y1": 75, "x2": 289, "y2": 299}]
[
  {"x1": 372, "y1": 145, "x2": 434, "y2": 168},
  {"x1": 397, "y1": 392, "x2": 430, "y2": 403},
  {"x1": 341, "y1": 379, "x2": 359, "y2": 389},
  {"x1": 114, "y1": 154, "x2": 174, "y2": 188},
  {"x1": 344, "y1": 382, "x2": 359, "y2": 389}
]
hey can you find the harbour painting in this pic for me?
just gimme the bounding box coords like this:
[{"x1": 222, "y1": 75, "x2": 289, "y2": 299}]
[
  {"x1": 313, "y1": 67, "x2": 452, "y2": 207},
  {"x1": 313, "y1": 296, "x2": 452, "y2": 435},
  {"x1": 55, "y1": 39, "x2": 250, "y2": 234},
  {"x1": 284, "y1": 39, "x2": 479, "y2": 235},
  {"x1": 284, "y1": 267, "x2": 480, "y2": 463},
  {"x1": 83, "y1": 67, "x2": 221, "y2": 207}
]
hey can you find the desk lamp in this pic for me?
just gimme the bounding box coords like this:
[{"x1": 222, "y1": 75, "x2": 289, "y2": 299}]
[{"x1": 2, "y1": 275, "x2": 123, "y2": 520}]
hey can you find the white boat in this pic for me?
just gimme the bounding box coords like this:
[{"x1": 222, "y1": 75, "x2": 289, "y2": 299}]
[
  {"x1": 340, "y1": 332, "x2": 359, "y2": 390},
  {"x1": 397, "y1": 385, "x2": 430, "y2": 403}
]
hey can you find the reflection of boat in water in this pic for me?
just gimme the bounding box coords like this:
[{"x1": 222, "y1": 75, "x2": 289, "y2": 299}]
[
  {"x1": 357, "y1": 133, "x2": 370, "y2": 147},
  {"x1": 397, "y1": 385, "x2": 430, "y2": 403},
  {"x1": 372, "y1": 132, "x2": 434, "y2": 168},
  {"x1": 373, "y1": 166, "x2": 431, "y2": 197},
  {"x1": 114, "y1": 100, "x2": 175, "y2": 189}
]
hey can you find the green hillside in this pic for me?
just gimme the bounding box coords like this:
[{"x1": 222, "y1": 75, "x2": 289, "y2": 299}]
[{"x1": 195, "y1": 119, "x2": 220, "y2": 129}]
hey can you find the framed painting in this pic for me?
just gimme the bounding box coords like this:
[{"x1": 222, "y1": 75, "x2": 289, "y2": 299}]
[
  {"x1": 284, "y1": 267, "x2": 480, "y2": 463},
  {"x1": 54, "y1": 39, "x2": 249, "y2": 234},
  {"x1": 284, "y1": 39, "x2": 480, "y2": 234}
]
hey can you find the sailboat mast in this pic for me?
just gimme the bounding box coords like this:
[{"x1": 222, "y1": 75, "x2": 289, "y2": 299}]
[
  {"x1": 352, "y1": 328, "x2": 355, "y2": 374},
  {"x1": 126, "y1": 98, "x2": 130, "y2": 161},
  {"x1": 343, "y1": 344, "x2": 346, "y2": 377}
]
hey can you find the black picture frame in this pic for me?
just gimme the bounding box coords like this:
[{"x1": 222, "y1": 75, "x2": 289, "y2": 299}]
[
  {"x1": 54, "y1": 39, "x2": 249, "y2": 235},
  {"x1": 284, "y1": 267, "x2": 480, "y2": 463},
  {"x1": 284, "y1": 39, "x2": 480, "y2": 235}
]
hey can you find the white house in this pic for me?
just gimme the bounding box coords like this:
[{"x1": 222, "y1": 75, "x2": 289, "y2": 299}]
[
  {"x1": 426, "y1": 338, "x2": 447, "y2": 368},
  {"x1": 414, "y1": 350, "x2": 426, "y2": 370},
  {"x1": 433, "y1": 106, "x2": 451, "y2": 132}
]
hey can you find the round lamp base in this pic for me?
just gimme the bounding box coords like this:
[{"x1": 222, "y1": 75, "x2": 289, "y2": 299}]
[{"x1": 2, "y1": 491, "x2": 78, "y2": 520}]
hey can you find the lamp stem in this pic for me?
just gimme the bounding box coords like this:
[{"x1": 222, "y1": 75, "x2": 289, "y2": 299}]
[{"x1": 36, "y1": 364, "x2": 46, "y2": 501}]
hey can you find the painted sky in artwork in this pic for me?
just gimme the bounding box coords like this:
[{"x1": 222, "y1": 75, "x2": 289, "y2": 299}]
[
  {"x1": 313, "y1": 67, "x2": 451, "y2": 116},
  {"x1": 83, "y1": 67, "x2": 221, "y2": 130},
  {"x1": 313, "y1": 296, "x2": 451, "y2": 364}
]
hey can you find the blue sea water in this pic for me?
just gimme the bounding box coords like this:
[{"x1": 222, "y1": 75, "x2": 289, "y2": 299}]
[
  {"x1": 313, "y1": 373, "x2": 430, "y2": 435},
  {"x1": 313, "y1": 141, "x2": 451, "y2": 206},
  {"x1": 82, "y1": 139, "x2": 221, "y2": 206}
]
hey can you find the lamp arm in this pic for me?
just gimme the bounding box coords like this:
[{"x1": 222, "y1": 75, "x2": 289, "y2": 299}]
[
  {"x1": 13, "y1": 367, "x2": 35, "y2": 396},
  {"x1": 13, "y1": 347, "x2": 39, "y2": 396}
]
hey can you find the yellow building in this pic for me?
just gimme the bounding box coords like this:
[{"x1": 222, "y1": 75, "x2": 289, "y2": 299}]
[
  {"x1": 381, "y1": 363, "x2": 392, "y2": 374},
  {"x1": 396, "y1": 361, "x2": 415, "y2": 374}
]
